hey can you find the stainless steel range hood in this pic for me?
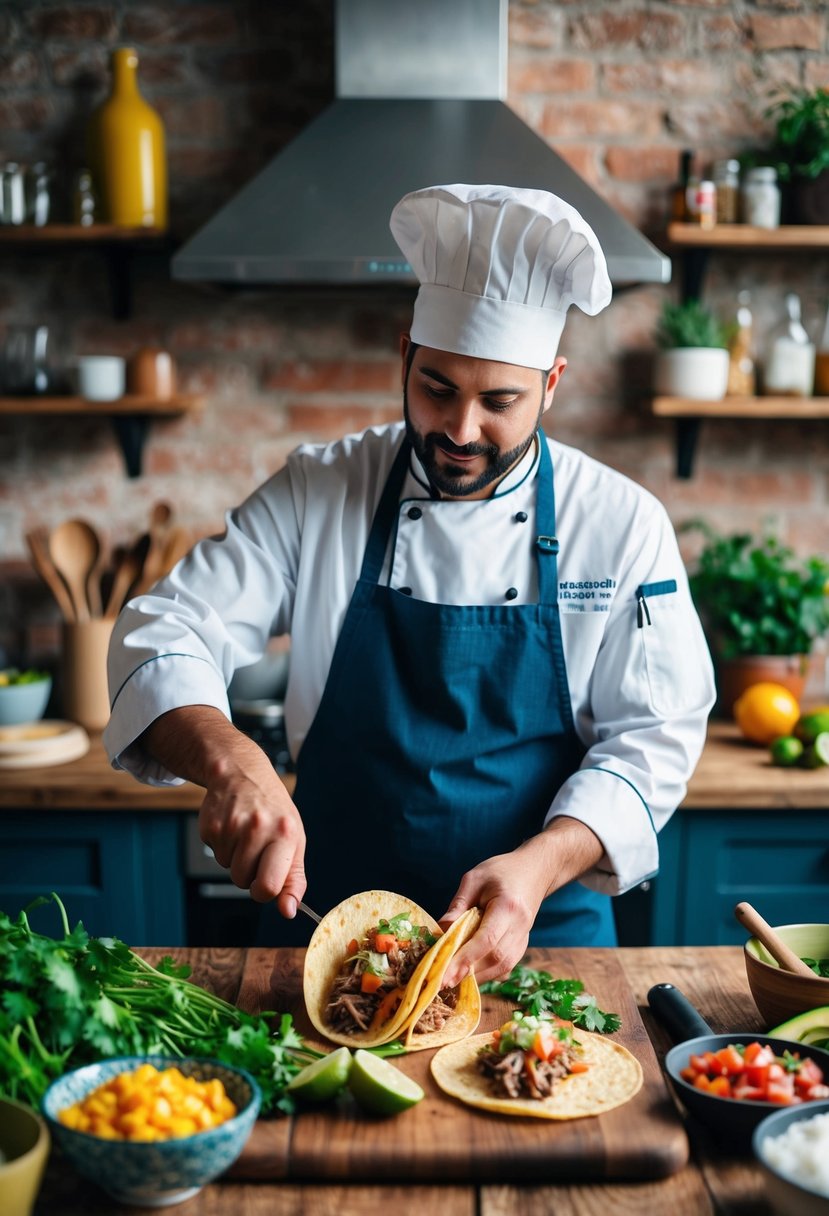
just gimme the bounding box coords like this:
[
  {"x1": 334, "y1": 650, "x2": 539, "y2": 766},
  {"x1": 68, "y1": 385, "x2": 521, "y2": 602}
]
[{"x1": 172, "y1": 0, "x2": 670, "y2": 288}]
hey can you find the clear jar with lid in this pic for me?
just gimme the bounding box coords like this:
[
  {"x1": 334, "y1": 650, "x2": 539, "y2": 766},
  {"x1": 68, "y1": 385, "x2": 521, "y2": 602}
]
[
  {"x1": 741, "y1": 166, "x2": 780, "y2": 228},
  {"x1": 712, "y1": 158, "x2": 740, "y2": 223}
]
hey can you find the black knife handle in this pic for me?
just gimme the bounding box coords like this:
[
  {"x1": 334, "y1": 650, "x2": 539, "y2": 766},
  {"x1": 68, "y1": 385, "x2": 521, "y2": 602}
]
[{"x1": 647, "y1": 983, "x2": 714, "y2": 1043}]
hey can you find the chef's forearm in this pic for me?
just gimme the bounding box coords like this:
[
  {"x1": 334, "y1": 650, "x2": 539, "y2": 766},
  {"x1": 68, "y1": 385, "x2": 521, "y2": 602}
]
[
  {"x1": 520, "y1": 815, "x2": 605, "y2": 898},
  {"x1": 141, "y1": 704, "x2": 266, "y2": 788}
]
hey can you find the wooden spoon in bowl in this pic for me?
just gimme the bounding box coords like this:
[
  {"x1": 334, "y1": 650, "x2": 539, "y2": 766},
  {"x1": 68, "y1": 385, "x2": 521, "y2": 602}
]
[{"x1": 734, "y1": 901, "x2": 817, "y2": 978}]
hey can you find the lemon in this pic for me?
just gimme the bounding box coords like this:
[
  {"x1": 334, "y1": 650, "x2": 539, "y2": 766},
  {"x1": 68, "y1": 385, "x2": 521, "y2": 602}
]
[
  {"x1": 733, "y1": 682, "x2": 800, "y2": 746},
  {"x1": 801, "y1": 732, "x2": 829, "y2": 770},
  {"x1": 769, "y1": 735, "x2": 805, "y2": 767},
  {"x1": 285, "y1": 1047, "x2": 352, "y2": 1102},
  {"x1": 348, "y1": 1049, "x2": 424, "y2": 1116}
]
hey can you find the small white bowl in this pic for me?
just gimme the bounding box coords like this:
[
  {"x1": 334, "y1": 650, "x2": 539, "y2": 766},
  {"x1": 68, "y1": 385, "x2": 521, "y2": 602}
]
[{"x1": 753, "y1": 1100, "x2": 829, "y2": 1216}]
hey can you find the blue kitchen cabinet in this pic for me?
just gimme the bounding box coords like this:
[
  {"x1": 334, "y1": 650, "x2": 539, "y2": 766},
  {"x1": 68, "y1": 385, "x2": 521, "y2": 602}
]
[
  {"x1": 0, "y1": 812, "x2": 185, "y2": 945},
  {"x1": 649, "y1": 810, "x2": 829, "y2": 946}
]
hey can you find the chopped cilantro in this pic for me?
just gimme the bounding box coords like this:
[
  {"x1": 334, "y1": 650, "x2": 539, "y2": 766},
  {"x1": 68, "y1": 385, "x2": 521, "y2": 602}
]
[{"x1": 480, "y1": 965, "x2": 622, "y2": 1034}]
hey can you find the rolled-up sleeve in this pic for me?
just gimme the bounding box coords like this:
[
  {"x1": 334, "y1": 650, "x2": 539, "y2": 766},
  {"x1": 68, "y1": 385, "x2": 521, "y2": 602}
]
[
  {"x1": 547, "y1": 500, "x2": 716, "y2": 894},
  {"x1": 104, "y1": 471, "x2": 301, "y2": 783}
]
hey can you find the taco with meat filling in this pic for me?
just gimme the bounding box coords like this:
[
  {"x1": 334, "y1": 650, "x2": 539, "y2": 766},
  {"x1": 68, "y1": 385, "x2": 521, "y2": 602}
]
[
  {"x1": 430, "y1": 1011, "x2": 643, "y2": 1119},
  {"x1": 303, "y1": 890, "x2": 482, "y2": 1051}
]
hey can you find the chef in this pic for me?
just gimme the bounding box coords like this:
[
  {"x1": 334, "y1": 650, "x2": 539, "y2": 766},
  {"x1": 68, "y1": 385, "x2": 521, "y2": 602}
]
[{"x1": 104, "y1": 184, "x2": 716, "y2": 984}]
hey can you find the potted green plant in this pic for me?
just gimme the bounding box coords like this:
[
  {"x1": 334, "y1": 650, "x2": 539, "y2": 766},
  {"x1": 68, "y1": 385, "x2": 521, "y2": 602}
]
[
  {"x1": 682, "y1": 522, "x2": 829, "y2": 713},
  {"x1": 654, "y1": 299, "x2": 730, "y2": 400},
  {"x1": 762, "y1": 87, "x2": 829, "y2": 223}
]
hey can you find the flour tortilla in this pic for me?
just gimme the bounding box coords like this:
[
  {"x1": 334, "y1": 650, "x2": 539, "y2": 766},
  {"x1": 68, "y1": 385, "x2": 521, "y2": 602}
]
[
  {"x1": 400, "y1": 907, "x2": 482, "y2": 1049},
  {"x1": 303, "y1": 891, "x2": 480, "y2": 1051},
  {"x1": 430, "y1": 1028, "x2": 644, "y2": 1119}
]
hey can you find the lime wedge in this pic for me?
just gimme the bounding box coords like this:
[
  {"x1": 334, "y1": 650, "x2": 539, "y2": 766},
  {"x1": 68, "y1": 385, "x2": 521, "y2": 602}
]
[
  {"x1": 770, "y1": 735, "x2": 804, "y2": 766},
  {"x1": 801, "y1": 731, "x2": 829, "y2": 769},
  {"x1": 285, "y1": 1046, "x2": 352, "y2": 1102},
  {"x1": 348, "y1": 1049, "x2": 424, "y2": 1116}
]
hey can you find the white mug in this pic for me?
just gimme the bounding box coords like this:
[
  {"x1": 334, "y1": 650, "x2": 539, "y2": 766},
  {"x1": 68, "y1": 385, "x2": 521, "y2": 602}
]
[{"x1": 77, "y1": 355, "x2": 126, "y2": 402}]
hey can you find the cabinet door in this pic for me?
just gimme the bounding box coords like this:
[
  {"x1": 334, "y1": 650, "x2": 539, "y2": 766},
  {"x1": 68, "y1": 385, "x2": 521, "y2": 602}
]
[
  {"x1": 651, "y1": 812, "x2": 829, "y2": 946},
  {"x1": 0, "y1": 812, "x2": 185, "y2": 945}
]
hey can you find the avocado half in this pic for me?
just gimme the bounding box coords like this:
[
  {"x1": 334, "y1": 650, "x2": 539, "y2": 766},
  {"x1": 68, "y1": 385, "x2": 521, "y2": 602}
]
[{"x1": 769, "y1": 1006, "x2": 829, "y2": 1048}]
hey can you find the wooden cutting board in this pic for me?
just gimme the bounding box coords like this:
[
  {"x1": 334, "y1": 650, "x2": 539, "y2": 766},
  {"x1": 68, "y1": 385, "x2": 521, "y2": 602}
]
[{"x1": 228, "y1": 946, "x2": 688, "y2": 1183}]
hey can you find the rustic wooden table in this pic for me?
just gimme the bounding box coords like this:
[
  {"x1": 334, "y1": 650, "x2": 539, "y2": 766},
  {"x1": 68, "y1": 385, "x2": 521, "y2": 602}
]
[{"x1": 35, "y1": 944, "x2": 778, "y2": 1215}]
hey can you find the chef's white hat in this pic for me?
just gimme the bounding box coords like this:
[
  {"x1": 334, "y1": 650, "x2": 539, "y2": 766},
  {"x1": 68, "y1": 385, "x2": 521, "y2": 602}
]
[{"x1": 389, "y1": 183, "x2": 612, "y2": 370}]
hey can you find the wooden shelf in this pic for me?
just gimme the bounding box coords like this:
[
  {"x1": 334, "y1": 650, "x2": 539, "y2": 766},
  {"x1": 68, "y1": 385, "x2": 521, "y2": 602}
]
[
  {"x1": 0, "y1": 224, "x2": 168, "y2": 243},
  {"x1": 653, "y1": 395, "x2": 829, "y2": 418},
  {"x1": 0, "y1": 394, "x2": 203, "y2": 476},
  {"x1": 0, "y1": 225, "x2": 172, "y2": 319},
  {"x1": 667, "y1": 222, "x2": 829, "y2": 249},
  {"x1": 0, "y1": 393, "x2": 202, "y2": 416}
]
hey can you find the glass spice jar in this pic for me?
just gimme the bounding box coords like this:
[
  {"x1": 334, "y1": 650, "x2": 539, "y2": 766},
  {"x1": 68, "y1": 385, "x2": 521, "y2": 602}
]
[
  {"x1": 712, "y1": 159, "x2": 740, "y2": 224},
  {"x1": 741, "y1": 166, "x2": 781, "y2": 228}
]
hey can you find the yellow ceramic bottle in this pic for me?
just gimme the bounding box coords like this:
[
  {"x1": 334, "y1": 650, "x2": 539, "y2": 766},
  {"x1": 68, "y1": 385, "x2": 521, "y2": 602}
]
[{"x1": 87, "y1": 47, "x2": 167, "y2": 230}]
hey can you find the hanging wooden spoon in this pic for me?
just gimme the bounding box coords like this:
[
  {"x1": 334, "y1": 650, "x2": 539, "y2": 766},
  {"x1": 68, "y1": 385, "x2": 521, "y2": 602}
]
[
  {"x1": 26, "y1": 526, "x2": 76, "y2": 621},
  {"x1": 734, "y1": 902, "x2": 816, "y2": 977},
  {"x1": 48, "y1": 519, "x2": 101, "y2": 624}
]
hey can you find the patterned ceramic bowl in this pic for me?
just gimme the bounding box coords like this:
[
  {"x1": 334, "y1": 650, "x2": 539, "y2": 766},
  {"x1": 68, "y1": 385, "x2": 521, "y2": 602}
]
[{"x1": 41, "y1": 1056, "x2": 260, "y2": 1208}]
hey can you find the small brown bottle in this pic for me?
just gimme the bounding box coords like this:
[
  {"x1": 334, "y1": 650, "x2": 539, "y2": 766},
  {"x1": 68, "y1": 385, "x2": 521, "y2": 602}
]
[{"x1": 670, "y1": 150, "x2": 693, "y2": 222}]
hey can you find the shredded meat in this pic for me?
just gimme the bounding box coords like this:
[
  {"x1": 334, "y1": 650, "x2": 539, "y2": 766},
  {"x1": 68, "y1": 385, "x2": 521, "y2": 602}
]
[
  {"x1": 325, "y1": 928, "x2": 435, "y2": 1035},
  {"x1": 411, "y1": 987, "x2": 458, "y2": 1035},
  {"x1": 478, "y1": 1046, "x2": 574, "y2": 1100}
]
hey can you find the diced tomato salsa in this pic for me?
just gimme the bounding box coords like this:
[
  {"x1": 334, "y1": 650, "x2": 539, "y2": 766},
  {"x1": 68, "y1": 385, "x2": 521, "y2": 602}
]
[{"x1": 679, "y1": 1041, "x2": 829, "y2": 1105}]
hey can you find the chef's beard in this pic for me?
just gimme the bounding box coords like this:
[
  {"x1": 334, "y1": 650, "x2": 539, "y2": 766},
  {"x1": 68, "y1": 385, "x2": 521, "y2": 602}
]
[{"x1": 403, "y1": 390, "x2": 544, "y2": 498}]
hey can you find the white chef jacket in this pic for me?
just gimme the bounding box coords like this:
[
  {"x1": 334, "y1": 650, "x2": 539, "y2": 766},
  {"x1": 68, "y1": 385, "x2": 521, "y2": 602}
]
[{"x1": 105, "y1": 422, "x2": 716, "y2": 896}]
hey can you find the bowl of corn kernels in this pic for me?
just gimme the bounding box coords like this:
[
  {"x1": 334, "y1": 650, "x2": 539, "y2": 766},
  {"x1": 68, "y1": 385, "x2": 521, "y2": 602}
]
[{"x1": 41, "y1": 1057, "x2": 260, "y2": 1207}]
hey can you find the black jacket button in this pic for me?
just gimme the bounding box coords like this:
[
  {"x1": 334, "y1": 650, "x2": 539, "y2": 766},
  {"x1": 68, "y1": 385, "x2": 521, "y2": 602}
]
[
  {"x1": 399, "y1": 586, "x2": 413, "y2": 596},
  {"x1": 505, "y1": 587, "x2": 518, "y2": 600},
  {"x1": 407, "y1": 506, "x2": 423, "y2": 520},
  {"x1": 514, "y1": 511, "x2": 528, "y2": 523}
]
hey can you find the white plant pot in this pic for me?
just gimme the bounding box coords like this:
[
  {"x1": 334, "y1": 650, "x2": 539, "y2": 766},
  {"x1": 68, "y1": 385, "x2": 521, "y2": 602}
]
[{"x1": 654, "y1": 347, "x2": 730, "y2": 400}]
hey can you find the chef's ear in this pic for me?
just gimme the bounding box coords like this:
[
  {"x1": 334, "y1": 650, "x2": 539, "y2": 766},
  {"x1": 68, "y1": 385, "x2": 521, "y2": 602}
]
[{"x1": 542, "y1": 357, "x2": 567, "y2": 413}]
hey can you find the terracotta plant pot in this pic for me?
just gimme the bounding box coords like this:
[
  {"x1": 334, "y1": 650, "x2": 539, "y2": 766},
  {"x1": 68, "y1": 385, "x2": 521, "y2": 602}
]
[{"x1": 715, "y1": 654, "x2": 809, "y2": 719}]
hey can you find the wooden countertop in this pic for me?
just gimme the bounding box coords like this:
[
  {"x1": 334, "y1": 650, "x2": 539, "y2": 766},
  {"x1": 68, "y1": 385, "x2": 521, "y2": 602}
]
[
  {"x1": 2, "y1": 720, "x2": 826, "y2": 811},
  {"x1": 33, "y1": 945, "x2": 782, "y2": 1215}
]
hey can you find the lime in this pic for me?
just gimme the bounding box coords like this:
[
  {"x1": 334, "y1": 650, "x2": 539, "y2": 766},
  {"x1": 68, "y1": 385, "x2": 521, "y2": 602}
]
[
  {"x1": 285, "y1": 1047, "x2": 352, "y2": 1102},
  {"x1": 794, "y1": 709, "x2": 829, "y2": 745},
  {"x1": 348, "y1": 1049, "x2": 424, "y2": 1116},
  {"x1": 770, "y1": 735, "x2": 805, "y2": 767},
  {"x1": 801, "y1": 731, "x2": 829, "y2": 769}
]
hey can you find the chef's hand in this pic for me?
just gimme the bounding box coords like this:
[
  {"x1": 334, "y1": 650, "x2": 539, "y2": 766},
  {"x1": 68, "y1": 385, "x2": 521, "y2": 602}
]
[
  {"x1": 142, "y1": 705, "x2": 307, "y2": 918},
  {"x1": 438, "y1": 816, "x2": 605, "y2": 987}
]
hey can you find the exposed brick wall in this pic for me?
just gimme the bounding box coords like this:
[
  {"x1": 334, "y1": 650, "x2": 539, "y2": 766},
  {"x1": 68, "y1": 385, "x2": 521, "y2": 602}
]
[{"x1": 0, "y1": 0, "x2": 827, "y2": 666}]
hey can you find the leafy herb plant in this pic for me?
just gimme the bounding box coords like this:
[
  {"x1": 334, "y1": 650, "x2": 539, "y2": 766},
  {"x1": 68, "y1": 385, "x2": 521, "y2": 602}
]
[
  {"x1": 0, "y1": 894, "x2": 321, "y2": 1114},
  {"x1": 682, "y1": 522, "x2": 829, "y2": 659},
  {"x1": 766, "y1": 87, "x2": 829, "y2": 182},
  {"x1": 480, "y1": 965, "x2": 622, "y2": 1034},
  {"x1": 655, "y1": 299, "x2": 729, "y2": 350}
]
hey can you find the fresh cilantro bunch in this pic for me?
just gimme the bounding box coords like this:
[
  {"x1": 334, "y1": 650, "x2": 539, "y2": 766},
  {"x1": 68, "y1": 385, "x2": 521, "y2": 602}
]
[
  {"x1": 480, "y1": 965, "x2": 622, "y2": 1034},
  {"x1": 0, "y1": 893, "x2": 319, "y2": 1114}
]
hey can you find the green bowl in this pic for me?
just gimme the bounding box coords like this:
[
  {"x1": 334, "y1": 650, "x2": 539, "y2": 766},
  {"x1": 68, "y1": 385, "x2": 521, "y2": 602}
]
[{"x1": 0, "y1": 1096, "x2": 51, "y2": 1216}]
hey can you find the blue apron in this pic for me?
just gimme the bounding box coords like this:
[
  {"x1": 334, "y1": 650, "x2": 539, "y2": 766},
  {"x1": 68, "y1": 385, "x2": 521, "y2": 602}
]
[{"x1": 267, "y1": 434, "x2": 616, "y2": 947}]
